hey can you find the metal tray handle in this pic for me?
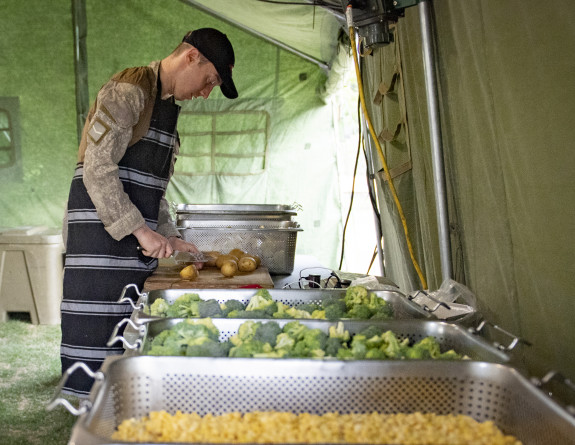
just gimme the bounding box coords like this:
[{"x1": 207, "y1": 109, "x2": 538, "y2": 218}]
[
  {"x1": 107, "y1": 318, "x2": 145, "y2": 350},
  {"x1": 46, "y1": 362, "x2": 103, "y2": 415},
  {"x1": 408, "y1": 290, "x2": 452, "y2": 313},
  {"x1": 531, "y1": 371, "x2": 575, "y2": 416},
  {"x1": 116, "y1": 283, "x2": 147, "y2": 309},
  {"x1": 469, "y1": 320, "x2": 532, "y2": 351}
]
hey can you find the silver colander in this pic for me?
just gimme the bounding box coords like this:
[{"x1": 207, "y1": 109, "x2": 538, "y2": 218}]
[{"x1": 58, "y1": 357, "x2": 575, "y2": 444}]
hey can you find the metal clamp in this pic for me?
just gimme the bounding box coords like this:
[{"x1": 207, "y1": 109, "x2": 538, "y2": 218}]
[
  {"x1": 531, "y1": 371, "x2": 575, "y2": 416},
  {"x1": 106, "y1": 318, "x2": 145, "y2": 350},
  {"x1": 469, "y1": 320, "x2": 532, "y2": 351},
  {"x1": 46, "y1": 362, "x2": 104, "y2": 415},
  {"x1": 116, "y1": 283, "x2": 147, "y2": 310},
  {"x1": 408, "y1": 290, "x2": 452, "y2": 313}
]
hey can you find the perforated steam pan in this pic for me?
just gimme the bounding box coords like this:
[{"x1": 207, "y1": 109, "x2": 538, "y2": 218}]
[
  {"x1": 176, "y1": 204, "x2": 298, "y2": 221},
  {"x1": 118, "y1": 318, "x2": 511, "y2": 365},
  {"x1": 125, "y1": 287, "x2": 432, "y2": 324},
  {"x1": 65, "y1": 356, "x2": 575, "y2": 444}
]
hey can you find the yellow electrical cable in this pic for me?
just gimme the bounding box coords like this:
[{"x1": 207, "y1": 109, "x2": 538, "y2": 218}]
[{"x1": 347, "y1": 8, "x2": 427, "y2": 289}]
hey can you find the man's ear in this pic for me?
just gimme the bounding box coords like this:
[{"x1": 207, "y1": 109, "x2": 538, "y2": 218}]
[{"x1": 186, "y1": 47, "x2": 200, "y2": 64}]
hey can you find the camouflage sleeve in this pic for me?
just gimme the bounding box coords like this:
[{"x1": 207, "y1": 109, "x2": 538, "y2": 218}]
[{"x1": 82, "y1": 80, "x2": 147, "y2": 241}]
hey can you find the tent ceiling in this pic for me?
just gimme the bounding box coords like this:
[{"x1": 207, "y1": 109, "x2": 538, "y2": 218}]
[{"x1": 179, "y1": 0, "x2": 345, "y2": 70}]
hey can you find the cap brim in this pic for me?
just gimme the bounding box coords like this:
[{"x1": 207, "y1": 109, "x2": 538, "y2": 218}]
[
  {"x1": 215, "y1": 64, "x2": 237, "y2": 99},
  {"x1": 220, "y1": 76, "x2": 238, "y2": 99}
]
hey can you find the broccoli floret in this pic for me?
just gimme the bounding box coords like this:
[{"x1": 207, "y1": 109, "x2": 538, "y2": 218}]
[
  {"x1": 365, "y1": 348, "x2": 387, "y2": 359},
  {"x1": 297, "y1": 303, "x2": 322, "y2": 314},
  {"x1": 245, "y1": 294, "x2": 277, "y2": 316},
  {"x1": 272, "y1": 302, "x2": 293, "y2": 319},
  {"x1": 274, "y1": 333, "x2": 296, "y2": 352},
  {"x1": 369, "y1": 296, "x2": 394, "y2": 319},
  {"x1": 370, "y1": 308, "x2": 394, "y2": 320},
  {"x1": 346, "y1": 304, "x2": 374, "y2": 319},
  {"x1": 405, "y1": 336, "x2": 442, "y2": 359},
  {"x1": 358, "y1": 325, "x2": 384, "y2": 339},
  {"x1": 230, "y1": 320, "x2": 259, "y2": 346},
  {"x1": 324, "y1": 300, "x2": 347, "y2": 320},
  {"x1": 311, "y1": 310, "x2": 326, "y2": 319},
  {"x1": 221, "y1": 299, "x2": 246, "y2": 317},
  {"x1": 228, "y1": 309, "x2": 268, "y2": 319},
  {"x1": 150, "y1": 329, "x2": 173, "y2": 347},
  {"x1": 253, "y1": 321, "x2": 282, "y2": 347},
  {"x1": 185, "y1": 339, "x2": 231, "y2": 357},
  {"x1": 147, "y1": 344, "x2": 183, "y2": 356},
  {"x1": 350, "y1": 334, "x2": 368, "y2": 359},
  {"x1": 253, "y1": 349, "x2": 289, "y2": 358},
  {"x1": 229, "y1": 340, "x2": 273, "y2": 358},
  {"x1": 380, "y1": 330, "x2": 408, "y2": 359},
  {"x1": 254, "y1": 289, "x2": 273, "y2": 300},
  {"x1": 336, "y1": 347, "x2": 354, "y2": 359},
  {"x1": 328, "y1": 322, "x2": 351, "y2": 342},
  {"x1": 149, "y1": 298, "x2": 170, "y2": 317},
  {"x1": 166, "y1": 293, "x2": 201, "y2": 318},
  {"x1": 344, "y1": 285, "x2": 369, "y2": 309},
  {"x1": 198, "y1": 299, "x2": 224, "y2": 318},
  {"x1": 171, "y1": 318, "x2": 220, "y2": 346},
  {"x1": 437, "y1": 349, "x2": 463, "y2": 360},
  {"x1": 283, "y1": 321, "x2": 309, "y2": 341},
  {"x1": 302, "y1": 328, "x2": 328, "y2": 351},
  {"x1": 285, "y1": 307, "x2": 313, "y2": 319},
  {"x1": 324, "y1": 337, "x2": 345, "y2": 357}
]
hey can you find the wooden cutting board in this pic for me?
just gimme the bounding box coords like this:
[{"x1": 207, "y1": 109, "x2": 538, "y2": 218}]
[{"x1": 144, "y1": 262, "x2": 274, "y2": 291}]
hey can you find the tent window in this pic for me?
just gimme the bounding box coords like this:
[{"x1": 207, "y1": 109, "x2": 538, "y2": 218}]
[
  {"x1": 0, "y1": 98, "x2": 22, "y2": 181},
  {"x1": 176, "y1": 110, "x2": 269, "y2": 176},
  {"x1": 0, "y1": 108, "x2": 16, "y2": 168}
]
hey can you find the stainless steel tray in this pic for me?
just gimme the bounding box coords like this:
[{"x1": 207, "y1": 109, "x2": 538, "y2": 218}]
[
  {"x1": 115, "y1": 318, "x2": 511, "y2": 365},
  {"x1": 58, "y1": 357, "x2": 575, "y2": 444},
  {"x1": 176, "y1": 204, "x2": 298, "y2": 221},
  {"x1": 178, "y1": 224, "x2": 301, "y2": 274},
  {"x1": 121, "y1": 287, "x2": 433, "y2": 324}
]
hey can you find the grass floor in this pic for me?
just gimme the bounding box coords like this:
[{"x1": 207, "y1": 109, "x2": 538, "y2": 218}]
[{"x1": 0, "y1": 320, "x2": 77, "y2": 445}]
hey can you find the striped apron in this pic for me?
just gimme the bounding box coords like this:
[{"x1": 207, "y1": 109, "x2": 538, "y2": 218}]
[{"x1": 60, "y1": 86, "x2": 180, "y2": 397}]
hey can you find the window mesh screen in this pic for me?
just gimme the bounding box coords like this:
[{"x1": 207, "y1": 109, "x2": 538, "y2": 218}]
[{"x1": 176, "y1": 110, "x2": 269, "y2": 176}]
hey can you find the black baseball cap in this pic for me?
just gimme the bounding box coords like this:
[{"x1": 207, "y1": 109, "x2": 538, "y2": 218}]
[{"x1": 182, "y1": 28, "x2": 238, "y2": 99}]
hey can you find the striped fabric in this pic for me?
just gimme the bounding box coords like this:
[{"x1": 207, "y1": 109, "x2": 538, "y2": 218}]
[{"x1": 60, "y1": 89, "x2": 180, "y2": 397}]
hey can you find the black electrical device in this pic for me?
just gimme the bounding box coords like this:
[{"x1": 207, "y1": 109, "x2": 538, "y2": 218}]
[{"x1": 339, "y1": 0, "x2": 420, "y2": 48}]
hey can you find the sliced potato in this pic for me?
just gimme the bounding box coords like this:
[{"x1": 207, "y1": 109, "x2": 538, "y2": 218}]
[{"x1": 179, "y1": 264, "x2": 198, "y2": 281}]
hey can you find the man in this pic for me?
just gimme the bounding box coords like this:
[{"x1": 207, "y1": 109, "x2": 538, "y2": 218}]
[{"x1": 60, "y1": 28, "x2": 238, "y2": 396}]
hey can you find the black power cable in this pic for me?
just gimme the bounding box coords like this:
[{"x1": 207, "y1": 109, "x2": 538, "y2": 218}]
[{"x1": 338, "y1": 98, "x2": 363, "y2": 270}]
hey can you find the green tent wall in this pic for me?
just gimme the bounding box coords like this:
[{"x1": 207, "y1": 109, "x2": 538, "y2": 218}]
[{"x1": 1, "y1": 0, "x2": 574, "y2": 383}]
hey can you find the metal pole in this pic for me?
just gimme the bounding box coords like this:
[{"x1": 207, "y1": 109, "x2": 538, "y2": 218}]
[
  {"x1": 178, "y1": 0, "x2": 330, "y2": 72},
  {"x1": 72, "y1": 0, "x2": 89, "y2": 144},
  {"x1": 418, "y1": 0, "x2": 452, "y2": 281}
]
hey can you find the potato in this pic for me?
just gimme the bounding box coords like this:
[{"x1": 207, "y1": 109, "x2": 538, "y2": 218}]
[
  {"x1": 179, "y1": 264, "x2": 198, "y2": 281},
  {"x1": 220, "y1": 259, "x2": 238, "y2": 277},
  {"x1": 238, "y1": 256, "x2": 257, "y2": 273},
  {"x1": 229, "y1": 248, "x2": 246, "y2": 259},
  {"x1": 204, "y1": 251, "x2": 221, "y2": 267},
  {"x1": 216, "y1": 254, "x2": 239, "y2": 269},
  {"x1": 250, "y1": 254, "x2": 262, "y2": 267}
]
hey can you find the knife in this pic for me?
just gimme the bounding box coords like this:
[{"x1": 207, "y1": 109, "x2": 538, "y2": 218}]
[
  {"x1": 171, "y1": 250, "x2": 210, "y2": 263},
  {"x1": 136, "y1": 246, "x2": 210, "y2": 263}
]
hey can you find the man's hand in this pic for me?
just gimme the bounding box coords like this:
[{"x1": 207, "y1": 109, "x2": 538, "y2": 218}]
[
  {"x1": 169, "y1": 236, "x2": 204, "y2": 270},
  {"x1": 133, "y1": 225, "x2": 173, "y2": 258}
]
